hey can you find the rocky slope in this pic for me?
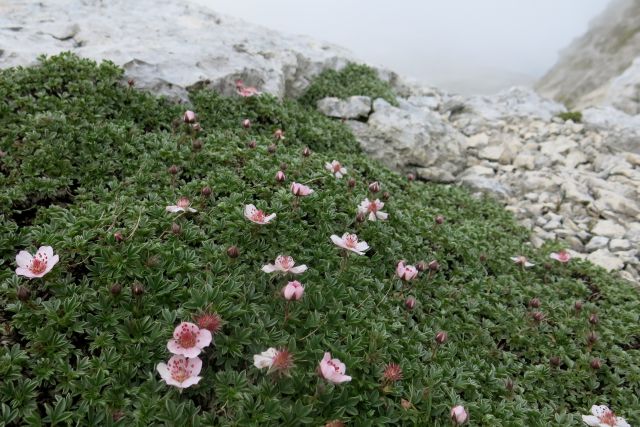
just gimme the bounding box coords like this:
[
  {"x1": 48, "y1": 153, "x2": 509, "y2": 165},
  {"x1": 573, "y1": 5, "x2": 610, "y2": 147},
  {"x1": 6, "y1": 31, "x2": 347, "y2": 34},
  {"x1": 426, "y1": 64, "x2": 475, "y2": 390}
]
[
  {"x1": 536, "y1": 0, "x2": 640, "y2": 114},
  {"x1": 2, "y1": 0, "x2": 639, "y2": 283}
]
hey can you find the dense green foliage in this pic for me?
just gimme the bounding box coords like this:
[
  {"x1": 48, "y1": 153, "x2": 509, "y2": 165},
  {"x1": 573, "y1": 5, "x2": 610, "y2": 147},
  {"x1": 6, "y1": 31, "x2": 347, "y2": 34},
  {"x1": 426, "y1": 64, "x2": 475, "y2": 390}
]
[
  {"x1": 1, "y1": 54, "x2": 639, "y2": 426},
  {"x1": 557, "y1": 111, "x2": 583, "y2": 123},
  {"x1": 299, "y1": 63, "x2": 397, "y2": 108}
]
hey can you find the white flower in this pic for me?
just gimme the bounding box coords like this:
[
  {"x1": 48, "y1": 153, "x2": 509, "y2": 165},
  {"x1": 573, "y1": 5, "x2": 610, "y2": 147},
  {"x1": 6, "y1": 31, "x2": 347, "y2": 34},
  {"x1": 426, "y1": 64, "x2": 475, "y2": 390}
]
[
  {"x1": 325, "y1": 160, "x2": 347, "y2": 179},
  {"x1": 510, "y1": 255, "x2": 534, "y2": 268},
  {"x1": 330, "y1": 233, "x2": 369, "y2": 255},
  {"x1": 15, "y1": 246, "x2": 59, "y2": 279},
  {"x1": 582, "y1": 405, "x2": 630, "y2": 427},
  {"x1": 262, "y1": 255, "x2": 307, "y2": 274},
  {"x1": 244, "y1": 204, "x2": 276, "y2": 225},
  {"x1": 166, "y1": 197, "x2": 197, "y2": 213},
  {"x1": 357, "y1": 198, "x2": 388, "y2": 221},
  {"x1": 253, "y1": 348, "x2": 278, "y2": 369}
]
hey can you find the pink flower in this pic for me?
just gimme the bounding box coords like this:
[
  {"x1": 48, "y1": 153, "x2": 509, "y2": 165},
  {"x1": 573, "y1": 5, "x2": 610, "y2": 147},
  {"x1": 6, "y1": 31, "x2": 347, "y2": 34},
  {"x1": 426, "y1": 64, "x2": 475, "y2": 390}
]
[
  {"x1": 235, "y1": 79, "x2": 260, "y2": 97},
  {"x1": 450, "y1": 405, "x2": 468, "y2": 425},
  {"x1": 582, "y1": 405, "x2": 629, "y2": 427},
  {"x1": 330, "y1": 233, "x2": 369, "y2": 255},
  {"x1": 319, "y1": 352, "x2": 352, "y2": 384},
  {"x1": 244, "y1": 204, "x2": 276, "y2": 225},
  {"x1": 183, "y1": 110, "x2": 197, "y2": 123},
  {"x1": 262, "y1": 255, "x2": 307, "y2": 275},
  {"x1": 167, "y1": 322, "x2": 212, "y2": 358},
  {"x1": 550, "y1": 250, "x2": 571, "y2": 263},
  {"x1": 276, "y1": 170, "x2": 286, "y2": 182},
  {"x1": 396, "y1": 260, "x2": 419, "y2": 281},
  {"x1": 273, "y1": 129, "x2": 285, "y2": 140},
  {"x1": 166, "y1": 197, "x2": 197, "y2": 213},
  {"x1": 357, "y1": 198, "x2": 388, "y2": 221},
  {"x1": 242, "y1": 118, "x2": 251, "y2": 128},
  {"x1": 291, "y1": 182, "x2": 314, "y2": 197},
  {"x1": 511, "y1": 255, "x2": 535, "y2": 268},
  {"x1": 15, "y1": 246, "x2": 59, "y2": 279},
  {"x1": 283, "y1": 280, "x2": 304, "y2": 300},
  {"x1": 156, "y1": 355, "x2": 202, "y2": 389},
  {"x1": 325, "y1": 160, "x2": 347, "y2": 179}
]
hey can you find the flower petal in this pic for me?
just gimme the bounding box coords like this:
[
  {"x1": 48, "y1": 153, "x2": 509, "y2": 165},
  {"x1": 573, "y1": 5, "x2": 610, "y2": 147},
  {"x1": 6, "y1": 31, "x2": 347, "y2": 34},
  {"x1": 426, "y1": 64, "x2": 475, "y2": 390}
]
[
  {"x1": 15, "y1": 251, "x2": 33, "y2": 268},
  {"x1": 167, "y1": 340, "x2": 184, "y2": 355},
  {"x1": 581, "y1": 415, "x2": 601, "y2": 426},
  {"x1": 179, "y1": 375, "x2": 202, "y2": 388},
  {"x1": 290, "y1": 265, "x2": 308, "y2": 274},
  {"x1": 166, "y1": 206, "x2": 182, "y2": 213},
  {"x1": 196, "y1": 329, "x2": 212, "y2": 349},
  {"x1": 37, "y1": 246, "x2": 54, "y2": 261},
  {"x1": 156, "y1": 363, "x2": 170, "y2": 381},
  {"x1": 262, "y1": 264, "x2": 277, "y2": 273},
  {"x1": 188, "y1": 356, "x2": 203, "y2": 376},
  {"x1": 264, "y1": 213, "x2": 276, "y2": 223}
]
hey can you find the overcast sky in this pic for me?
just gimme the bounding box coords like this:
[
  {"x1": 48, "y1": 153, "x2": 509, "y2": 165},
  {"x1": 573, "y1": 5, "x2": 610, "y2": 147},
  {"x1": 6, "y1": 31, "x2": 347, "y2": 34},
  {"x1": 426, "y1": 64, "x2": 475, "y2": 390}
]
[{"x1": 193, "y1": 0, "x2": 610, "y2": 94}]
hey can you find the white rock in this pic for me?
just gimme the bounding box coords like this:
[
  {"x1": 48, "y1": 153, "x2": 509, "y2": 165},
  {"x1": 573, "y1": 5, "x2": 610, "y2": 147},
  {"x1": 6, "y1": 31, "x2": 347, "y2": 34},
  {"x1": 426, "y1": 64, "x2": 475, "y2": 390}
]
[
  {"x1": 586, "y1": 236, "x2": 610, "y2": 252},
  {"x1": 478, "y1": 145, "x2": 503, "y2": 161},
  {"x1": 609, "y1": 239, "x2": 632, "y2": 252},
  {"x1": 466, "y1": 133, "x2": 489, "y2": 148},
  {"x1": 591, "y1": 220, "x2": 627, "y2": 238},
  {"x1": 587, "y1": 249, "x2": 625, "y2": 271},
  {"x1": 317, "y1": 96, "x2": 371, "y2": 119}
]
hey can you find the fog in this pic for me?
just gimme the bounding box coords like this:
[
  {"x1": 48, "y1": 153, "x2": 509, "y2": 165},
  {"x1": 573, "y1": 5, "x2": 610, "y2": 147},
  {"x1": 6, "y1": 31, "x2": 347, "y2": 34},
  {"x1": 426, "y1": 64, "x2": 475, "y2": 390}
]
[{"x1": 191, "y1": 0, "x2": 610, "y2": 94}]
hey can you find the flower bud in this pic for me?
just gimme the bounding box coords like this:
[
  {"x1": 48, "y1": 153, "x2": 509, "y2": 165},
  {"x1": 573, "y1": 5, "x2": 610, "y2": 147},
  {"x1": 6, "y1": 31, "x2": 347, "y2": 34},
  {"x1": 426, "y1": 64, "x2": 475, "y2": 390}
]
[
  {"x1": 192, "y1": 123, "x2": 202, "y2": 132},
  {"x1": 274, "y1": 129, "x2": 285, "y2": 140},
  {"x1": 407, "y1": 173, "x2": 415, "y2": 182},
  {"x1": 435, "y1": 331, "x2": 448, "y2": 345},
  {"x1": 368, "y1": 181, "x2": 380, "y2": 193},
  {"x1": 550, "y1": 356, "x2": 561, "y2": 367},
  {"x1": 195, "y1": 312, "x2": 223, "y2": 334},
  {"x1": 528, "y1": 298, "x2": 541, "y2": 308},
  {"x1": 574, "y1": 300, "x2": 583, "y2": 312},
  {"x1": 435, "y1": 215, "x2": 445, "y2": 225},
  {"x1": 347, "y1": 178, "x2": 356, "y2": 189},
  {"x1": 112, "y1": 410, "x2": 124, "y2": 422},
  {"x1": 544, "y1": 262, "x2": 553, "y2": 270},
  {"x1": 590, "y1": 358, "x2": 602, "y2": 370},
  {"x1": 405, "y1": 296, "x2": 416, "y2": 310},
  {"x1": 227, "y1": 245, "x2": 239, "y2": 258},
  {"x1": 302, "y1": 146, "x2": 311, "y2": 157},
  {"x1": 110, "y1": 283, "x2": 122, "y2": 296},
  {"x1": 505, "y1": 378, "x2": 514, "y2": 391},
  {"x1": 400, "y1": 399, "x2": 412, "y2": 410},
  {"x1": 587, "y1": 331, "x2": 598, "y2": 345},
  {"x1": 275, "y1": 170, "x2": 286, "y2": 182},
  {"x1": 356, "y1": 212, "x2": 366, "y2": 223},
  {"x1": 532, "y1": 311, "x2": 544, "y2": 323},
  {"x1": 171, "y1": 223, "x2": 181, "y2": 235},
  {"x1": 132, "y1": 282, "x2": 144, "y2": 296},
  {"x1": 114, "y1": 232, "x2": 124, "y2": 243},
  {"x1": 279, "y1": 162, "x2": 288, "y2": 171},
  {"x1": 183, "y1": 110, "x2": 197, "y2": 123},
  {"x1": 127, "y1": 79, "x2": 135, "y2": 87},
  {"x1": 382, "y1": 191, "x2": 390, "y2": 201},
  {"x1": 247, "y1": 140, "x2": 257, "y2": 149},
  {"x1": 17, "y1": 286, "x2": 31, "y2": 302},
  {"x1": 479, "y1": 253, "x2": 487, "y2": 262},
  {"x1": 588, "y1": 313, "x2": 599, "y2": 325},
  {"x1": 450, "y1": 405, "x2": 468, "y2": 425},
  {"x1": 192, "y1": 139, "x2": 203, "y2": 151},
  {"x1": 201, "y1": 186, "x2": 212, "y2": 197},
  {"x1": 267, "y1": 143, "x2": 277, "y2": 154},
  {"x1": 416, "y1": 261, "x2": 427, "y2": 272},
  {"x1": 428, "y1": 260, "x2": 440, "y2": 271},
  {"x1": 168, "y1": 165, "x2": 178, "y2": 175},
  {"x1": 242, "y1": 118, "x2": 251, "y2": 128}
]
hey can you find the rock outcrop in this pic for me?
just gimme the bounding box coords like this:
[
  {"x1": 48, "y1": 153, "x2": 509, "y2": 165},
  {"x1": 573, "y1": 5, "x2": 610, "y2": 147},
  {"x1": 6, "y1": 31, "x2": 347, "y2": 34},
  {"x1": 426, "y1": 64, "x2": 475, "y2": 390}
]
[
  {"x1": 536, "y1": 0, "x2": 640, "y2": 114},
  {"x1": 0, "y1": 0, "x2": 353, "y2": 101}
]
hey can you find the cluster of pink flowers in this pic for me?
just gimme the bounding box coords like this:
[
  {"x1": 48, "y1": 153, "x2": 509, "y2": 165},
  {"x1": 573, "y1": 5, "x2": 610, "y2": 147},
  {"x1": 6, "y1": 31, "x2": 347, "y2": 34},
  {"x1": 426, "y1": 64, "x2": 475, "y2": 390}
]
[{"x1": 157, "y1": 322, "x2": 212, "y2": 389}]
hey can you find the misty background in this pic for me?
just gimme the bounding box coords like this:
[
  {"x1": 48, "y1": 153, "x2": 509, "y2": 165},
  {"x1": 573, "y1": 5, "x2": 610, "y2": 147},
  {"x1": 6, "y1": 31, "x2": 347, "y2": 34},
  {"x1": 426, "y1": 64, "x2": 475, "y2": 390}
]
[{"x1": 192, "y1": 0, "x2": 610, "y2": 95}]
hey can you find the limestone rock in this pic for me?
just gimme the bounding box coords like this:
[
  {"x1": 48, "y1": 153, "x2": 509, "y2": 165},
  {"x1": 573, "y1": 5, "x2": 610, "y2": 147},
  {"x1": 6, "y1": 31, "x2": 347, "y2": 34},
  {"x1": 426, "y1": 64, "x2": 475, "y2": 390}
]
[
  {"x1": 587, "y1": 249, "x2": 625, "y2": 271},
  {"x1": 317, "y1": 96, "x2": 371, "y2": 119},
  {"x1": 591, "y1": 220, "x2": 627, "y2": 239}
]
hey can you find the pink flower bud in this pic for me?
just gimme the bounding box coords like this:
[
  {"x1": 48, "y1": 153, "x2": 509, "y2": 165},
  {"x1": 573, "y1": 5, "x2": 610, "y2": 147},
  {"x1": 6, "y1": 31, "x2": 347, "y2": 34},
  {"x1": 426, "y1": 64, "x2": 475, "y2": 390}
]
[
  {"x1": 529, "y1": 298, "x2": 541, "y2": 308},
  {"x1": 227, "y1": 246, "x2": 239, "y2": 258},
  {"x1": 428, "y1": 260, "x2": 439, "y2": 271},
  {"x1": 590, "y1": 358, "x2": 602, "y2": 370},
  {"x1": 532, "y1": 311, "x2": 544, "y2": 323},
  {"x1": 405, "y1": 297, "x2": 416, "y2": 310},
  {"x1": 368, "y1": 181, "x2": 380, "y2": 193},
  {"x1": 356, "y1": 212, "x2": 366, "y2": 223},
  {"x1": 17, "y1": 286, "x2": 31, "y2": 301},
  {"x1": 268, "y1": 143, "x2": 277, "y2": 154},
  {"x1": 171, "y1": 223, "x2": 181, "y2": 235},
  {"x1": 279, "y1": 162, "x2": 288, "y2": 171},
  {"x1": 283, "y1": 281, "x2": 304, "y2": 300},
  {"x1": 587, "y1": 331, "x2": 598, "y2": 345},
  {"x1": 347, "y1": 178, "x2": 356, "y2": 189},
  {"x1": 302, "y1": 146, "x2": 311, "y2": 157},
  {"x1": 242, "y1": 118, "x2": 251, "y2": 128},
  {"x1": 416, "y1": 261, "x2": 427, "y2": 272},
  {"x1": 275, "y1": 170, "x2": 286, "y2": 182},
  {"x1": 183, "y1": 110, "x2": 197, "y2": 123},
  {"x1": 382, "y1": 191, "x2": 390, "y2": 201},
  {"x1": 549, "y1": 356, "x2": 561, "y2": 367},
  {"x1": 589, "y1": 313, "x2": 599, "y2": 325},
  {"x1": 192, "y1": 139, "x2": 203, "y2": 151},
  {"x1": 247, "y1": 140, "x2": 257, "y2": 149},
  {"x1": 114, "y1": 232, "x2": 124, "y2": 242},
  {"x1": 574, "y1": 300, "x2": 583, "y2": 312},
  {"x1": 201, "y1": 186, "x2": 212, "y2": 197},
  {"x1": 132, "y1": 282, "x2": 144, "y2": 297},
  {"x1": 407, "y1": 173, "x2": 415, "y2": 182},
  {"x1": 450, "y1": 405, "x2": 468, "y2": 425},
  {"x1": 127, "y1": 79, "x2": 135, "y2": 87},
  {"x1": 168, "y1": 165, "x2": 178, "y2": 175},
  {"x1": 435, "y1": 215, "x2": 445, "y2": 224},
  {"x1": 274, "y1": 129, "x2": 285, "y2": 140},
  {"x1": 435, "y1": 331, "x2": 448, "y2": 345}
]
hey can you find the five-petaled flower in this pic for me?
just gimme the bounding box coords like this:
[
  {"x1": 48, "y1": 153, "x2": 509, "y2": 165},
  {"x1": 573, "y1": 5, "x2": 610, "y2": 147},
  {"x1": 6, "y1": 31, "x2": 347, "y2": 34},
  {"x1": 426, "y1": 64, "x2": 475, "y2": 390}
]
[
  {"x1": 396, "y1": 260, "x2": 419, "y2": 281},
  {"x1": 582, "y1": 405, "x2": 629, "y2": 427},
  {"x1": 157, "y1": 355, "x2": 202, "y2": 389},
  {"x1": 330, "y1": 233, "x2": 369, "y2": 255},
  {"x1": 167, "y1": 322, "x2": 212, "y2": 358},
  {"x1": 15, "y1": 246, "x2": 59, "y2": 279},
  {"x1": 235, "y1": 79, "x2": 260, "y2": 97},
  {"x1": 283, "y1": 280, "x2": 305, "y2": 300},
  {"x1": 319, "y1": 352, "x2": 352, "y2": 384},
  {"x1": 325, "y1": 160, "x2": 347, "y2": 179},
  {"x1": 262, "y1": 255, "x2": 307, "y2": 275},
  {"x1": 244, "y1": 204, "x2": 276, "y2": 225},
  {"x1": 253, "y1": 347, "x2": 294, "y2": 374},
  {"x1": 166, "y1": 197, "x2": 197, "y2": 213},
  {"x1": 511, "y1": 256, "x2": 535, "y2": 268},
  {"x1": 550, "y1": 250, "x2": 571, "y2": 263},
  {"x1": 291, "y1": 182, "x2": 314, "y2": 197},
  {"x1": 357, "y1": 198, "x2": 388, "y2": 221}
]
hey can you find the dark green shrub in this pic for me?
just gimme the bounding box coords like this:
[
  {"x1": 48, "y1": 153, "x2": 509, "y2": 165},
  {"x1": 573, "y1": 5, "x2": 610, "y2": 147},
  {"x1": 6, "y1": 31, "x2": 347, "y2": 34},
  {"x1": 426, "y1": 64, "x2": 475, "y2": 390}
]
[
  {"x1": 0, "y1": 54, "x2": 638, "y2": 426},
  {"x1": 557, "y1": 111, "x2": 583, "y2": 123},
  {"x1": 299, "y1": 63, "x2": 397, "y2": 108}
]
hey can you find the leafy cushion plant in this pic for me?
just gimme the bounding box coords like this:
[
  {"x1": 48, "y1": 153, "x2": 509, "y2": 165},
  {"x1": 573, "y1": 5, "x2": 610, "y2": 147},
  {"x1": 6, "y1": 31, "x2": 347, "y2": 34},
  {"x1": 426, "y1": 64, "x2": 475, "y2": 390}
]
[{"x1": 0, "y1": 54, "x2": 639, "y2": 426}]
